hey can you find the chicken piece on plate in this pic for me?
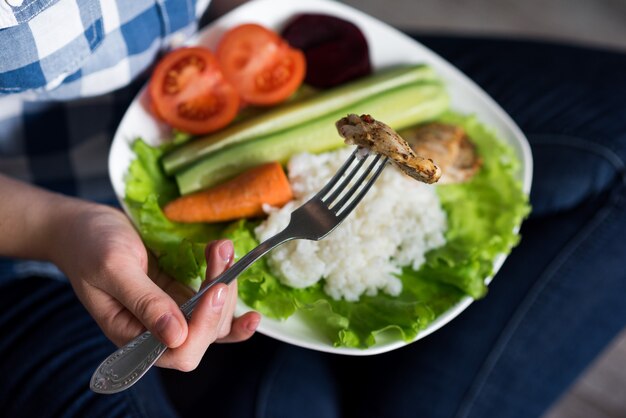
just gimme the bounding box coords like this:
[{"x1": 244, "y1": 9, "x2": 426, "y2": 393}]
[
  {"x1": 335, "y1": 114, "x2": 442, "y2": 184},
  {"x1": 402, "y1": 123, "x2": 482, "y2": 183}
]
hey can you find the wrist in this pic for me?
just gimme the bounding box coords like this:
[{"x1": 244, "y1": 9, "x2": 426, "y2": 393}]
[
  {"x1": 0, "y1": 175, "x2": 93, "y2": 263},
  {"x1": 44, "y1": 196, "x2": 110, "y2": 272},
  {"x1": 33, "y1": 193, "x2": 88, "y2": 264}
]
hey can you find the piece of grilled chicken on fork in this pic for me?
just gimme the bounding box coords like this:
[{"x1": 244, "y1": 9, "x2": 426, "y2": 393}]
[{"x1": 336, "y1": 113, "x2": 442, "y2": 184}]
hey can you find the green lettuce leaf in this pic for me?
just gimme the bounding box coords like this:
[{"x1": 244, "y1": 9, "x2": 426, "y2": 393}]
[
  {"x1": 125, "y1": 140, "x2": 222, "y2": 289},
  {"x1": 124, "y1": 112, "x2": 530, "y2": 348},
  {"x1": 422, "y1": 112, "x2": 531, "y2": 298}
]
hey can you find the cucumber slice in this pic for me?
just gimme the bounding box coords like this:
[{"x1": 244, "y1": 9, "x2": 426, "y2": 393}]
[
  {"x1": 176, "y1": 82, "x2": 448, "y2": 195},
  {"x1": 162, "y1": 65, "x2": 438, "y2": 174}
]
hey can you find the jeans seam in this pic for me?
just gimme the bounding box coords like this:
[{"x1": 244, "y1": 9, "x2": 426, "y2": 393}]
[{"x1": 453, "y1": 135, "x2": 626, "y2": 418}]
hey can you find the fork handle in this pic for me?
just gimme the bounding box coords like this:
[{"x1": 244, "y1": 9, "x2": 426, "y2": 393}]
[
  {"x1": 90, "y1": 331, "x2": 167, "y2": 394},
  {"x1": 180, "y1": 230, "x2": 293, "y2": 316},
  {"x1": 90, "y1": 230, "x2": 293, "y2": 394}
]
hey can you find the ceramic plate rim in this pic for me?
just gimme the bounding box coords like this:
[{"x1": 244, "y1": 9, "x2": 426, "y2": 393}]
[{"x1": 109, "y1": 0, "x2": 533, "y2": 356}]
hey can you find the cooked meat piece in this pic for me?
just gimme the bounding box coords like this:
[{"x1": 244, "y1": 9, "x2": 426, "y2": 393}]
[
  {"x1": 402, "y1": 123, "x2": 482, "y2": 183},
  {"x1": 403, "y1": 123, "x2": 463, "y2": 171},
  {"x1": 335, "y1": 114, "x2": 441, "y2": 184}
]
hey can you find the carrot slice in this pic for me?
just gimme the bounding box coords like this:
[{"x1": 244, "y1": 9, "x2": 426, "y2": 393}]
[{"x1": 164, "y1": 162, "x2": 293, "y2": 223}]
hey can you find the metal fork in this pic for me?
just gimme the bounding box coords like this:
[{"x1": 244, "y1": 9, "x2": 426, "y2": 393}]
[{"x1": 90, "y1": 148, "x2": 389, "y2": 394}]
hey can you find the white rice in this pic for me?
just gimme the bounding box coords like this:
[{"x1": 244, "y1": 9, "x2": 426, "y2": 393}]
[{"x1": 254, "y1": 148, "x2": 447, "y2": 301}]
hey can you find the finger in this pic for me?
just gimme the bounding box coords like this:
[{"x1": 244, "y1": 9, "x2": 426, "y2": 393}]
[
  {"x1": 147, "y1": 250, "x2": 195, "y2": 305},
  {"x1": 157, "y1": 283, "x2": 228, "y2": 371},
  {"x1": 217, "y1": 311, "x2": 260, "y2": 343},
  {"x1": 203, "y1": 240, "x2": 234, "y2": 338},
  {"x1": 204, "y1": 241, "x2": 256, "y2": 340},
  {"x1": 74, "y1": 281, "x2": 146, "y2": 346},
  {"x1": 202, "y1": 239, "x2": 236, "y2": 337},
  {"x1": 156, "y1": 240, "x2": 234, "y2": 371},
  {"x1": 204, "y1": 239, "x2": 234, "y2": 284},
  {"x1": 102, "y1": 261, "x2": 188, "y2": 348},
  {"x1": 160, "y1": 279, "x2": 195, "y2": 306},
  {"x1": 215, "y1": 280, "x2": 238, "y2": 338},
  {"x1": 204, "y1": 240, "x2": 238, "y2": 338}
]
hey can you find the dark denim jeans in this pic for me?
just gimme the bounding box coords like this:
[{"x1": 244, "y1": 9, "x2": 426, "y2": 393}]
[{"x1": 2, "y1": 36, "x2": 626, "y2": 418}]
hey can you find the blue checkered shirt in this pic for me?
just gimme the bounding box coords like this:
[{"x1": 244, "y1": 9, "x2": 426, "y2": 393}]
[{"x1": 0, "y1": 0, "x2": 210, "y2": 280}]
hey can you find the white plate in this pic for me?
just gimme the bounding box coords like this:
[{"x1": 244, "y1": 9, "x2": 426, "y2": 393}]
[{"x1": 109, "y1": 0, "x2": 533, "y2": 356}]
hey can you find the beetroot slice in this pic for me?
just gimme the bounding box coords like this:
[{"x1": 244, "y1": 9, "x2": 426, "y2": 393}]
[{"x1": 281, "y1": 14, "x2": 372, "y2": 89}]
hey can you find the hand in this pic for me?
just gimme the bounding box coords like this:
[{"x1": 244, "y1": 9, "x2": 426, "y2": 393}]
[{"x1": 53, "y1": 202, "x2": 260, "y2": 371}]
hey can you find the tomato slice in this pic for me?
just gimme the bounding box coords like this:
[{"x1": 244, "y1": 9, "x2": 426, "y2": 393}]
[
  {"x1": 216, "y1": 24, "x2": 306, "y2": 106},
  {"x1": 149, "y1": 47, "x2": 240, "y2": 135}
]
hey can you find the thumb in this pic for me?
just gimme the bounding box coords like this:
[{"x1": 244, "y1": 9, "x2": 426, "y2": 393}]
[{"x1": 105, "y1": 263, "x2": 188, "y2": 348}]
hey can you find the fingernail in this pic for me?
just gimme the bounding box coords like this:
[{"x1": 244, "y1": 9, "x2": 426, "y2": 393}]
[
  {"x1": 218, "y1": 240, "x2": 233, "y2": 263},
  {"x1": 247, "y1": 317, "x2": 260, "y2": 332},
  {"x1": 155, "y1": 313, "x2": 182, "y2": 346},
  {"x1": 212, "y1": 286, "x2": 227, "y2": 313}
]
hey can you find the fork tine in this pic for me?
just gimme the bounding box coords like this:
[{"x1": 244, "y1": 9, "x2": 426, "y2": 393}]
[
  {"x1": 329, "y1": 153, "x2": 382, "y2": 212},
  {"x1": 314, "y1": 148, "x2": 359, "y2": 199},
  {"x1": 323, "y1": 151, "x2": 369, "y2": 204},
  {"x1": 335, "y1": 156, "x2": 389, "y2": 217}
]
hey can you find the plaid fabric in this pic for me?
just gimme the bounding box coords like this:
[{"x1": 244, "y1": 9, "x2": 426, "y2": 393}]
[
  {"x1": 0, "y1": 0, "x2": 211, "y2": 96},
  {"x1": 0, "y1": 0, "x2": 210, "y2": 280}
]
